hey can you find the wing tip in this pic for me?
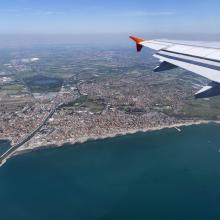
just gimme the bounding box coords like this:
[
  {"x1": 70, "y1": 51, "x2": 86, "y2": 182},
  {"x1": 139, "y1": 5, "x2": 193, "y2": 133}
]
[
  {"x1": 129, "y1": 36, "x2": 145, "y2": 52},
  {"x1": 129, "y1": 36, "x2": 145, "y2": 44}
]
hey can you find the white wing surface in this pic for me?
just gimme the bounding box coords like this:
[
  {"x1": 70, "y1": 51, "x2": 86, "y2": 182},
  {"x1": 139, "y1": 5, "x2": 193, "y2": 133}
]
[{"x1": 130, "y1": 36, "x2": 220, "y2": 98}]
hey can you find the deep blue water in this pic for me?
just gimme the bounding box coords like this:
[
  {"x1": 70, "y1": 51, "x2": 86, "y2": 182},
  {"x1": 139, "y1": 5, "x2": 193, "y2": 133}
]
[
  {"x1": 0, "y1": 140, "x2": 11, "y2": 156},
  {"x1": 1, "y1": 124, "x2": 220, "y2": 220}
]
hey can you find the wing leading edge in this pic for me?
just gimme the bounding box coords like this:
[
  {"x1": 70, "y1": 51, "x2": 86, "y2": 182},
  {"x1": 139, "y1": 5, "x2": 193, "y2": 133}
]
[{"x1": 130, "y1": 36, "x2": 220, "y2": 98}]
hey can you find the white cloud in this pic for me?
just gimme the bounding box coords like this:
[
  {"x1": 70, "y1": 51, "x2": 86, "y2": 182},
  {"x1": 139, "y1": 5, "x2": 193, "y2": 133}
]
[
  {"x1": 0, "y1": 7, "x2": 176, "y2": 18},
  {"x1": 0, "y1": 8, "x2": 64, "y2": 16},
  {"x1": 34, "y1": 10, "x2": 65, "y2": 16},
  {"x1": 116, "y1": 11, "x2": 175, "y2": 17}
]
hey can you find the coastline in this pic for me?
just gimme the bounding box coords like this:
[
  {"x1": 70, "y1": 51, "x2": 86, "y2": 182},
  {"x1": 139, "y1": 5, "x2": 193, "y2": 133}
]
[{"x1": 12, "y1": 119, "x2": 220, "y2": 157}]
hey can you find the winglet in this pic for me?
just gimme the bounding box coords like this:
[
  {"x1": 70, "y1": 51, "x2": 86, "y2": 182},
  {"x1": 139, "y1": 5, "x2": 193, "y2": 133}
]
[
  {"x1": 129, "y1": 36, "x2": 145, "y2": 52},
  {"x1": 129, "y1": 36, "x2": 145, "y2": 44}
]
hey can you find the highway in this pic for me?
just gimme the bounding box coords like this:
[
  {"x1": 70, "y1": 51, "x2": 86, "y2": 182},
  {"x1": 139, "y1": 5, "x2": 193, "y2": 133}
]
[{"x1": 0, "y1": 103, "x2": 63, "y2": 166}]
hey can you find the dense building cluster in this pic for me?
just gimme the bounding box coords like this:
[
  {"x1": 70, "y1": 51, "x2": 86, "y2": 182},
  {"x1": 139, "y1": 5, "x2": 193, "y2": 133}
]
[{"x1": 0, "y1": 46, "x2": 217, "y2": 154}]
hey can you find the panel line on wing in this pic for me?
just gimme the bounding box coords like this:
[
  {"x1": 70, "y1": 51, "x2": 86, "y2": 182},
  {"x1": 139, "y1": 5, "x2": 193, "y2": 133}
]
[
  {"x1": 156, "y1": 53, "x2": 220, "y2": 71},
  {"x1": 158, "y1": 51, "x2": 220, "y2": 67},
  {"x1": 156, "y1": 40, "x2": 220, "y2": 50},
  {"x1": 155, "y1": 54, "x2": 220, "y2": 83},
  {"x1": 160, "y1": 49, "x2": 220, "y2": 64}
]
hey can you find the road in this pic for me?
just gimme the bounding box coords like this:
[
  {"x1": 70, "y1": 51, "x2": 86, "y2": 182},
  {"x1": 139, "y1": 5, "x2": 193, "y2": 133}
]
[{"x1": 0, "y1": 103, "x2": 63, "y2": 166}]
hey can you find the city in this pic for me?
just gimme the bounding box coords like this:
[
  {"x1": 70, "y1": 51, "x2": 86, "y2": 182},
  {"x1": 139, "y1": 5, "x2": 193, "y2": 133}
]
[{"x1": 0, "y1": 45, "x2": 219, "y2": 160}]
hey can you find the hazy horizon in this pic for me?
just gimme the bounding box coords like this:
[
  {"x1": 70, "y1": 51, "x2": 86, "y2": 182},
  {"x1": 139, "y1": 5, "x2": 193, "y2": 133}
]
[
  {"x1": 0, "y1": 0, "x2": 220, "y2": 48},
  {"x1": 1, "y1": 33, "x2": 220, "y2": 48}
]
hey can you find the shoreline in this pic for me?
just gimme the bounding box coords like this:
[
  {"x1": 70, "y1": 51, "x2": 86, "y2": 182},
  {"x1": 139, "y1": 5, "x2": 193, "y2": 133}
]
[{"x1": 12, "y1": 119, "x2": 220, "y2": 157}]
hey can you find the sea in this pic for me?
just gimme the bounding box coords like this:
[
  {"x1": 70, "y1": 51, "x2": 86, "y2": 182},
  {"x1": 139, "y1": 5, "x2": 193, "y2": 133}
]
[{"x1": 1, "y1": 124, "x2": 220, "y2": 220}]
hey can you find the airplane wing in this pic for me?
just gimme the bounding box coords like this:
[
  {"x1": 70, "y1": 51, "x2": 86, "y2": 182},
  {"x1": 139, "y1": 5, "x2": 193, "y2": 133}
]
[{"x1": 130, "y1": 36, "x2": 220, "y2": 98}]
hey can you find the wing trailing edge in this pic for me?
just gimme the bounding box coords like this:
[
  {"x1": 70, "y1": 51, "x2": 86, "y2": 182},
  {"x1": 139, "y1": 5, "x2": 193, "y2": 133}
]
[
  {"x1": 195, "y1": 82, "x2": 220, "y2": 99},
  {"x1": 153, "y1": 61, "x2": 178, "y2": 72}
]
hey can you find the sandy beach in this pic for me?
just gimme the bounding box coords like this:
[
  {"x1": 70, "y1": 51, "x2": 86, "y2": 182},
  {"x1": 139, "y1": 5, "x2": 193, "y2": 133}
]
[{"x1": 12, "y1": 119, "x2": 220, "y2": 157}]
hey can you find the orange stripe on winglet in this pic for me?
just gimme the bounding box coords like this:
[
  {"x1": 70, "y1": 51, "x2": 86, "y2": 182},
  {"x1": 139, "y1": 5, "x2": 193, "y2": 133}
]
[{"x1": 129, "y1": 36, "x2": 145, "y2": 44}]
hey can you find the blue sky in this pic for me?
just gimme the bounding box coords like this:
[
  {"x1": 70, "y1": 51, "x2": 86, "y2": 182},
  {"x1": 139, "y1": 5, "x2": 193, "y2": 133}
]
[{"x1": 0, "y1": 0, "x2": 220, "y2": 35}]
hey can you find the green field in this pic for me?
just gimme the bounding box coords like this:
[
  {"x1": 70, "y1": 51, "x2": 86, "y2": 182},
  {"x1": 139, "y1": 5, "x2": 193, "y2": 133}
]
[
  {"x1": 63, "y1": 95, "x2": 106, "y2": 113},
  {"x1": 180, "y1": 97, "x2": 220, "y2": 120}
]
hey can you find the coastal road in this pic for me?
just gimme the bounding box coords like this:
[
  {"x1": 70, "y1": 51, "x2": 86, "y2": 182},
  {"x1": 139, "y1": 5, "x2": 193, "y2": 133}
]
[{"x1": 0, "y1": 103, "x2": 63, "y2": 166}]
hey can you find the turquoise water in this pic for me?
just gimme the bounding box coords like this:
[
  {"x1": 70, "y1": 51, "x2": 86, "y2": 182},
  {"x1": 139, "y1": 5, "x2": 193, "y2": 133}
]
[{"x1": 1, "y1": 124, "x2": 220, "y2": 219}]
